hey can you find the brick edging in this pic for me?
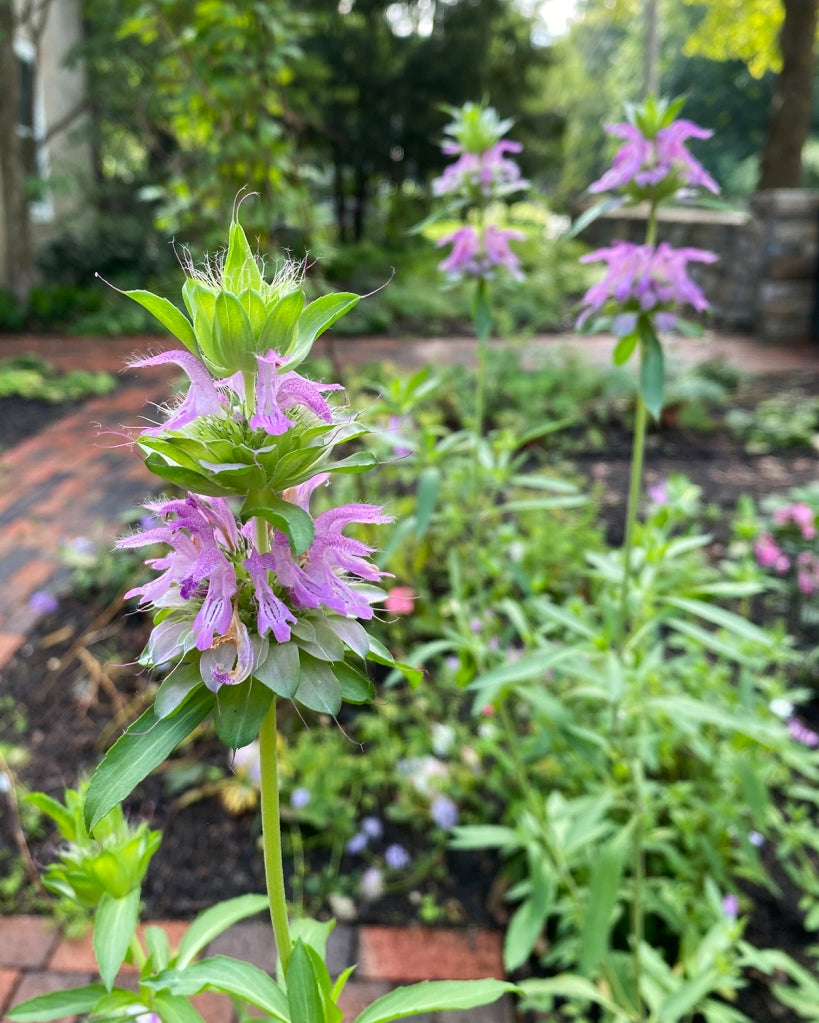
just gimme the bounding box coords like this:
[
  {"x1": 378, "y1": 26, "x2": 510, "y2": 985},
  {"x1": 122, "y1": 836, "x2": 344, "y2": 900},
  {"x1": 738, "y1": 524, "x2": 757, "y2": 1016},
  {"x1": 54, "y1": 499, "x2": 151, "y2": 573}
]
[{"x1": 0, "y1": 916, "x2": 515, "y2": 1023}]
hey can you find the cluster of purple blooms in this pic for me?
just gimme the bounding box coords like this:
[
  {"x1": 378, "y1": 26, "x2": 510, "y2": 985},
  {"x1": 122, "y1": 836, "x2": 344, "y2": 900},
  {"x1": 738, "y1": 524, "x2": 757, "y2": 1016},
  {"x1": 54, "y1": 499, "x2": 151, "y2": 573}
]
[
  {"x1": 578, "y1": 242, "x2": 716, "y2": 334},
  {"x1": 754, "y1": 502, "x2": 819, "y2": 595},
  {"x1": 588, "y1": 118, "x2": 719, "y2": 198},
  {"x1": 119, "y1": 477, "x2": 390, "y2": 692},
  {"x1": 432, "y1": 107, "x2": 527, "y2": 284},
  {"x1": 577, "y1": 103, "x2": 719, "y2": 340}
]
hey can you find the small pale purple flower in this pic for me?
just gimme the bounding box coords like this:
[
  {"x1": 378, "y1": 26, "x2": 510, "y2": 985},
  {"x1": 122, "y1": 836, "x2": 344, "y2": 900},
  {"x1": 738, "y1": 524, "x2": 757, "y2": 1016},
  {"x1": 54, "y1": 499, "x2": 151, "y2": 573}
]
[
  {"x1": 722, "y1": 894, "x2": 739, "y2": 920},
  {"x1": 749, "y1": 831, "x2": 765, "y2": 848},
  {"x1": 290, "y1": 787, "x2": 311, "y2": 809},
  {"x1": 384, "y1": 844, "x2": 411, "y2": 870},
  {"x1": 28, "y1": 590, "x2": 58, "y2": 615},
  {"x1": 360, "y1": 866, "x2": 385, "y2": 901},
  {"x1": 346, "y1": 832, "x2": 369, "y2": 855},
  {"x1": 430, "y1": 795, "x2": 459, "y2": 831},
  {"x1": 648, "y1": 480, "x2": 668, "y2": 506},
  {"x1": 361, "y1": 816, "x2": 383, "y2": 839}
]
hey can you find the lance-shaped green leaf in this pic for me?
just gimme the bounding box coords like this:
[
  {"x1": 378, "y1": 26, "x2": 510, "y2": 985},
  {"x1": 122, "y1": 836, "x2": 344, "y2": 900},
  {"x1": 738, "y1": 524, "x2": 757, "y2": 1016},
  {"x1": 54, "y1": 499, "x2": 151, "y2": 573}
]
[
  {"x1": 84, "y1": 686, "x2": 215, "y2": 830},
  {"x1": 5, "y1": 984, "x2": 108, "y2": 1022},
  {"x1": 243, "y1": 491, "x2": 314, "y2": 556},
  {"x1": 124, "y1": 290, "x2": 197, "y2": 354},
  {"x1": 286, "y1": 293, "x2": 359, "y2": 368},
  {"x1": 353, "y1": 979, "x2": 518, "y2": 1023},
  {"x1": 334, "y1": 661, "x2": 376, "y2": 704},
  {"x1": 176, "y1": 894, "x2": 269, "y2": 968},
  {"x1": 150, "y1": 990, "x2": 207, "y2": 1023},
  {"x1": 639, "y1": 321, "x2": 665, "y2": 420},
  {"x1": 146, "y1": 957, "x2": 289, "y2": 1022},
  {"x1": 95, "y1": 887, "x2": 141, "y2": 990},
  {"x1": 612, "y1": 331, "x2": 639, "y2": 366},
  {"x1": 212, "y1": 680, "x2": 274, "y2": 749},
  {"x1": 287, "y1": 940, "x2": 326, "y2": 1023},
  {"x1": 579, "y1": 822, "x2": 632, "y2": 976}
]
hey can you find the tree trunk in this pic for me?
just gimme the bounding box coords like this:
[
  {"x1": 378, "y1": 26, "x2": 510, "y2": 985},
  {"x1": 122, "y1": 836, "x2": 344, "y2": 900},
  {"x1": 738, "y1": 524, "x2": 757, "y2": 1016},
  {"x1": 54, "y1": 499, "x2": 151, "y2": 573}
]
[
  {"x1": 0, "y1": 0, "x2": 39, "y2": 302},
  {"x1": 758, "y1": 0, "x2": 819, "y2": 189}
]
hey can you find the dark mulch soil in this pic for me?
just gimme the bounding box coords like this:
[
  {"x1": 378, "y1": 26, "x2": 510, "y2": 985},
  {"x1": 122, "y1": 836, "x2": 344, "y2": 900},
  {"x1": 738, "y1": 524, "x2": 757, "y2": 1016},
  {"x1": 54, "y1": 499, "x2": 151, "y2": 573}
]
[
  {"x1": 0, "y1": 395, "x2": 86, "y2": 450},
  {"x1": 1, "y1": 368, "x2": 818, "y2": 1021}
]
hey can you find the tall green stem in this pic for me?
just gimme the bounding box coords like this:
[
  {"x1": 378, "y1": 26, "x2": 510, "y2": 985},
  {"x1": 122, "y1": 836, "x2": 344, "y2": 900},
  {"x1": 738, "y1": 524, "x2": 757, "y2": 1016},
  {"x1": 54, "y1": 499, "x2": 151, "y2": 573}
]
[
  {"x1": 616, "y1": 392, "x2": 648, "y2": 643},
  {"x1": 471, "y1": 278, "x2": 492, "y2": 604},
  {"x1": 254, "y1": 514, "x2": 292, "y2": 975},
  {"x1": 259, "y1": 699, "x2": 292, "y2": 976}
]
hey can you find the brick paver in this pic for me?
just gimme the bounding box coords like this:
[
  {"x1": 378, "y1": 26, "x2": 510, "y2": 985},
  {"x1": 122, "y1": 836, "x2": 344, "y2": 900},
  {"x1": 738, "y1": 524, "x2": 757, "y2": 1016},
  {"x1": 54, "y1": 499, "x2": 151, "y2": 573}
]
[
  {"x1": 358, "y1": 926, "x2": 504, "y2": 982},
  {"x1": 0, "y1": 970, "x2": 21, "y2": 1017},
  {"x1": 0, "y1": 917, "x2": 59, "y2": 969}
]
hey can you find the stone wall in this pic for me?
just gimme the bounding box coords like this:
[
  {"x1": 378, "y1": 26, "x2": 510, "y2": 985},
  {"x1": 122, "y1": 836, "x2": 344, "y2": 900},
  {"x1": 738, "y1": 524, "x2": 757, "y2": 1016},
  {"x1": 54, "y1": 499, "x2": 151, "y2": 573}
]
[{"x1": 575, "y1": 190, "x2": 819, "y2": 343}]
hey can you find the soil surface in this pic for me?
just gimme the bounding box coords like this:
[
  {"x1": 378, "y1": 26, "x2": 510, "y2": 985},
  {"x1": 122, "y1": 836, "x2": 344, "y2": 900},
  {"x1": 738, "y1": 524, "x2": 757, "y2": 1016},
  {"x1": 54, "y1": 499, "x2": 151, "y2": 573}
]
[{"x1": 1, "y1": 368, "x2": 818, "y2": 1022}]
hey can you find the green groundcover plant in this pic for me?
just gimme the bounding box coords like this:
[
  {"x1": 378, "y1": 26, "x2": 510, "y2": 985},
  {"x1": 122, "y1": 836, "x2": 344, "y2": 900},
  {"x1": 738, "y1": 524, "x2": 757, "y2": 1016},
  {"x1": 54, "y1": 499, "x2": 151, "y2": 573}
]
[{"x1": 8, "y1": 214, "x2": 515, "y2": 1023}]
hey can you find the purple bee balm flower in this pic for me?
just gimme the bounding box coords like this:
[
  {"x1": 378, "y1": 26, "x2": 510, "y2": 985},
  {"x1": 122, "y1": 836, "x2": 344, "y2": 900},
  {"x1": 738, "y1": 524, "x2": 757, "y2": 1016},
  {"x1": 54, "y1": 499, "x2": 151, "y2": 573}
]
[
  {"x1": 244, "y1": 548, "x2": 296, "y2": 642},
  {"x1": 384, "y1": 844, "x2": 411, "y2": 870},
  {"x1": 430, "y1": 795, "x2": 459, "y2": 831},
  {"x1": 119, "y1": 494, "x2": 239, "y2": 650},
  {"x1": 28, "y1": 590, "x2": 58, "y2": 615},
  {"x1": 437, "y1": 224, "x2": 525, "y2": 282},
  {"x1": 433, "y1": 140, "x2": 527, "y2": 198},
  {"x1": 129, "y1": 349, "x2": 225, "y2": 434},
  {"x1": 271, "y1": 473, "x2": 392, "y2": 619},
  {"x1": 578, "y1": 241, "x2": 717, "y2": 331},
  {"x1": 250, "y1": 351, "x2": 342, "y2": 435},
  {"x1": 589, "y1": 118, "x2": 719, "y2": 196}
]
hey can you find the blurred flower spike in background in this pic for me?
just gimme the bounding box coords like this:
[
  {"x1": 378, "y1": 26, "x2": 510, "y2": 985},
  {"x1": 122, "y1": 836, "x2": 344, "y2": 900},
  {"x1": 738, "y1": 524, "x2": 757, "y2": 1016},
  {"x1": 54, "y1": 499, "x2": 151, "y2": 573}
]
[
  {"x1": 589, "y1": 94, "x2": 719, "y2": 203},
  {"x1": 578, "y1": 241, "x2": 717, "y2": 337},
  {"x1": 432, "y1": 101, "x2": 528, "y2": 284}
]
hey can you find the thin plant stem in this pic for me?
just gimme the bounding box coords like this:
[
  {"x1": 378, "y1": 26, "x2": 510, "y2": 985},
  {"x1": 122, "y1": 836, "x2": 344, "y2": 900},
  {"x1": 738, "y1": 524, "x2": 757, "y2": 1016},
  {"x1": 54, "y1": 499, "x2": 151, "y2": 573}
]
[
  {"x1": 631, "y1": 757, "x2": 646, "y2": 1019},
  {"x1": 616, "y1": 392, "x2": 648, "y2": 643},
  {"x1": 254, "y1": 514, "x2": 292, "y2": 975},
  {"x1": 259, "y1": 698, "x2": 292, "y2": 976},
  {"x1": 471, "y1": 277, "x2": 492, "y2": 603}
]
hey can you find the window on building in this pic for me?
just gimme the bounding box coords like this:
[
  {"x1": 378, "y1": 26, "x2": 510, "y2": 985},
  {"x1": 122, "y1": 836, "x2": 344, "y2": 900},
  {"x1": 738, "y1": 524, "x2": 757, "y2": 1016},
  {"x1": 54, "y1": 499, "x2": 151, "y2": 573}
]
[{"x1": 15, "y1": 41, "x2": 53, "y2": 222}]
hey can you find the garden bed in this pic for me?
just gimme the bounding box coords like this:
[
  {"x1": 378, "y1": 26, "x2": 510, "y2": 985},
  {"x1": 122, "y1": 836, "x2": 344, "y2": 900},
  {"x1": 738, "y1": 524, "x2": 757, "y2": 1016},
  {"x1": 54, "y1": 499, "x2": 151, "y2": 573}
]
[{"x1": 2, "y1": 361, "x2": 819, "y2": 1023}]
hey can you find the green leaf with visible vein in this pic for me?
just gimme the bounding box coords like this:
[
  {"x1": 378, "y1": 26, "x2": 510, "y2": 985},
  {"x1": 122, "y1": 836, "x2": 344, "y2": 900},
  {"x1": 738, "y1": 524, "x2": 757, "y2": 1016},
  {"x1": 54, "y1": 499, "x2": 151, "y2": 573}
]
[
  {"x1": 353, "y1": 980, "x2": 517, "y2": 1023},
  {"x1": 6, "y1": 985, "x2": 107, "y2": 1022},
  {"x1": 146, "y1": 957, "x2": 289, "y2": 1022},
  {"x1": 176, "y1": 894, "x2": 268, "y2": 968},
  {"x1": 124, "y1": 291, "x2": 197, "y2": 353},
  {"x1": 85, "y1": 687, "x2": 215, "y2": 830},
  {"x1": 95, "y1": 888, "x2": 141, "y2": 990}
]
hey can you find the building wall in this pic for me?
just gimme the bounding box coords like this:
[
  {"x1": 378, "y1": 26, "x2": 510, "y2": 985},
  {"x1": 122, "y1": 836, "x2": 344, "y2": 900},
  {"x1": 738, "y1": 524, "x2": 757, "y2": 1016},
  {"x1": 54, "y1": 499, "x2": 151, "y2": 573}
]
[{"x1": 0, "y1": 0, "x2": 93, "y2": 288}]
